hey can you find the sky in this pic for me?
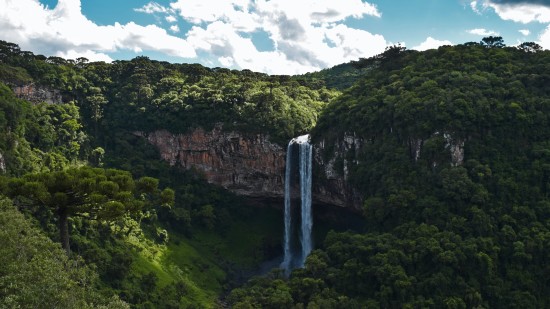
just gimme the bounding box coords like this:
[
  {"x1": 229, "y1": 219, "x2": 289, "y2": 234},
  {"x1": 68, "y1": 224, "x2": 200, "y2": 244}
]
[{"x1": 0, "y1": 0, "x2": 549, "y2": 74}]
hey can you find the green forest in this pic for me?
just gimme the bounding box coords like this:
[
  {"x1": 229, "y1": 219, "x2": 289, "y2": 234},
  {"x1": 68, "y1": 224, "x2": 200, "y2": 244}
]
[{"x1": 1, "y1": 37, "x2": 549, "y2": 308}]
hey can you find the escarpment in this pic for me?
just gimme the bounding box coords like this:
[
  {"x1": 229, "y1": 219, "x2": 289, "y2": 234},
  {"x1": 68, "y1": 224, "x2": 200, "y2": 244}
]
[{"x1": 138, "y1": 126, "x2": 361, "y2": 209}]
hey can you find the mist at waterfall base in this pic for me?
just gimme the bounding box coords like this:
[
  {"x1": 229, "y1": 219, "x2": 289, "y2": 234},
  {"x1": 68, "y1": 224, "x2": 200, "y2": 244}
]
[{"x1": 281, "y1": 134, "x2": 313, "y2": 274}]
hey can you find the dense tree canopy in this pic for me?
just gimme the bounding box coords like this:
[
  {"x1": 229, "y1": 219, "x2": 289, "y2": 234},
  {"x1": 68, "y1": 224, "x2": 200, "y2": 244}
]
[
  {"x1": 231, "y1": 41, "x2": 550, "y2": 308},
  {"x1": 2, "y1": 38, "x2": 550, "y2": 308},
  {"x1": 0, "y1": 198, "x2": 128, "y2": 309},
  {"x1": 2, "y1": 167, "x2": 173, "y2": 252}
]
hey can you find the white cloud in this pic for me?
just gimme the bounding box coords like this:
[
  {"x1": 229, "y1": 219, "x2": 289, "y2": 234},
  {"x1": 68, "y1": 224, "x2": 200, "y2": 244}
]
[
  {"x1": 468, "y1": 28, "x2": 500, "y2": 36},
  {"x1": 539, "y1": 24, "x2": 550, "y2": 49},
  {"x1": 57, "y1": 49, "x2": 113, "y2": 62},
  {"x1": 253, "y1": 0, "x2": 381, "y2": 23},
  {"x1": 186, "y1": 21, "x2": 320, "y2": 74},
  {"x1": 171, "y1": 0, "x2": 259, "y2": 31},
  {"x1": 412, "y1": 37, "x2": 453, "y2": 51},
  {"x1": 170, "y1": 25, "x2": 180, "y2": 33},
  {"x1": 470, "y1": 1, "x2": 482, "y2": 14},
  {"x1": 0, "y1": 0, "x2": 196, "y2": 61},
  {"x1": 0, "y1": 0, "x2": 387, "y2": 74},
  {"x1": 173, "y1": 0, "x2": 385, "y2": 74},
  {"x1": 519, "y1": 29, "x2": 531, "y2": 36},
  {"x1": 134, "y1": 2, "x2": 169, "y2": 14},
  {"x1": 476, "y1": 1, "x2": 550, "y2": 23}
]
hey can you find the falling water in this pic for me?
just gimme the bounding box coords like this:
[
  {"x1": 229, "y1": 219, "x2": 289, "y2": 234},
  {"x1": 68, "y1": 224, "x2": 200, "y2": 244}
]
[
  {"x1": 281, "y1": 134, "x2": 313, "y2": 274},
  {"x1": 281, "y1": 140, "x2": 293, "y2": 272},
  {"x1": 299, "y1": 138, "x2": 313, "y2": 267}
]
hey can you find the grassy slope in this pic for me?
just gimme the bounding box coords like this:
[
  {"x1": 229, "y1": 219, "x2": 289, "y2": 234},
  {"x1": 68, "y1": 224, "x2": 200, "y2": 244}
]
[{"x1": 127, "y1": 207, "x2": 283, "y2": 307}]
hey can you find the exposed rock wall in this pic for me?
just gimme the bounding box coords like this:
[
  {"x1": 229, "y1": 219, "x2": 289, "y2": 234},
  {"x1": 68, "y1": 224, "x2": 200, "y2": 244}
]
[
  {"x1": 140, "y1": 127, "x2": 467, "y2": 211},
  {"x1": 313, "y1": 133, "x2": 364, "y2": 209},
  {"x1": 12, "y1": 83, "x2": 62, "y2": 104},
  {"x1": 139, "y1": 127, "x2": 359, "y2": 209},
  {"x1": 137, "y1": 127, "x2": 286, "y2": 198}
]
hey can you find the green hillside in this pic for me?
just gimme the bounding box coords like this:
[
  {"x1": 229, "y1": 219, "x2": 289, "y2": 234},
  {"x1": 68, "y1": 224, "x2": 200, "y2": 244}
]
[
  {"x1": 1, "y1": 38, "x2": 550, "y2": 308},
  {"x1": 230, "y1": 40, "x2": 550, "y2": 308}
]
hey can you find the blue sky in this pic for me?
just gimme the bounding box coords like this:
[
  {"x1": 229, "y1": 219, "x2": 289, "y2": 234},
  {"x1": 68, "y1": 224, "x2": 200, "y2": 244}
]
[{"x1": 1, "y1": 0, "x2": 549, "y2": 74}]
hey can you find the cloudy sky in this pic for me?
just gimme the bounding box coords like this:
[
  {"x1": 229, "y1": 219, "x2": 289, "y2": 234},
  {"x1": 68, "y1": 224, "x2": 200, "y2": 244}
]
[{"x1": 1, "y1": 0, "x2": 549, "y2": 74}]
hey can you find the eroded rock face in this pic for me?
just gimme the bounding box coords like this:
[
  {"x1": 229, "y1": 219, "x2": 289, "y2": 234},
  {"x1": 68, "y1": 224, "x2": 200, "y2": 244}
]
[
  {"x1": 137, "y1": 127, "x2": 286, "y2": 198},
  {"x1": 140, "y1": 127, "x2": 467, "y2": 212},
  {"x1": 313, "y1": 133, "x2": 364, "y2": 210},
  {"x1": 0, "y1": 152, "x2": 6, "y2": 174},
  {"x1": 12, "y1": 83, "x2": 62, "y2": 104},
  {"x1": 139, "y1": 127, "x2": 360, "y2": 209}
]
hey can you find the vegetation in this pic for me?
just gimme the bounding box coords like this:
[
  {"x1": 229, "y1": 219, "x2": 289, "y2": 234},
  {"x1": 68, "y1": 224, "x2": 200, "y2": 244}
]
[
  {"x1": 0, "y1": 197, "x2": 128, "y2": 309},
  {"x1": 230, "y1": 38, "x2": 550, "y2": 307},
  {"x1": 1, "y1": 37, "x2": 550, "y2": 308}
]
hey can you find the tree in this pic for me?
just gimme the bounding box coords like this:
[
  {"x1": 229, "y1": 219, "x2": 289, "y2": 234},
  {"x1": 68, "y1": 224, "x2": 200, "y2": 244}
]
[
  {"x1": 0, "y1": 197, "x2": 129, "y2": 309},
  {"x1": 481, "y1": 36, "x2": 505, "y2": 48},
  {"x1": 4, "y1": 166, "x2": 173, "y2": 253},
  {"x1": 517, "y1": 42, "x2": 542, "y2": 53}
]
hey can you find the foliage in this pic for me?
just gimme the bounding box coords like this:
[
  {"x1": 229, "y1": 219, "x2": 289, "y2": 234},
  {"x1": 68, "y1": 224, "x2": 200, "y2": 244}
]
[
  {"x1": 2, "y1": 166, "x2": 173, "y2": 252},
  {"x1": 231, "y1": 41, "x2": 550, "y2": 307},
  {"x1": 0, "y1": 82, "x2": 86, "y2": 175},
  {"x1": 3, "y1": 38, "x2": 550, "y2": 308},
  {"x1": 0, "y1": 197, "x2": 128, "y2": 309}
]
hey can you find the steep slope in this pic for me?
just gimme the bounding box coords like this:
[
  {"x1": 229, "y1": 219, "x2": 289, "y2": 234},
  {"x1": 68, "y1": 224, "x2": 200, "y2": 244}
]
[{"x1": 229, "y1": 42, "x2": 550, "y2": 308}]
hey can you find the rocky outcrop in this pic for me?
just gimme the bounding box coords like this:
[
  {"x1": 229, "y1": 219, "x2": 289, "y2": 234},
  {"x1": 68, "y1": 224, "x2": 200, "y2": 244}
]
[
  {"x1": 139, "y1": 126, "x2": 467, "y2": 211},
  {"x1": 139, "y1": 127, "x2": 360, "y2": 209},
  {"x1": 443, "y1": 133, "x2": 465, "y2": 166},
  {"x1": 0, "y1": 152, "x2": 5, "y2": 174},
  {"x1": 12, "y1": 83, "x2": 62, "y2": 104},
  {"x1": 313, "y1": 133, "x2": 364, "y2": 209},
  {"x1": 137, "y1": 127, "x2": 286, "y2": 198}
]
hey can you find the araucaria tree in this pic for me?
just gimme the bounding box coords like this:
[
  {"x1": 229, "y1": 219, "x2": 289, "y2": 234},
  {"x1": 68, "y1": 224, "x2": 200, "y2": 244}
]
[{"x1": 4, "y1": 166, "x2": 174, "y2": 253}]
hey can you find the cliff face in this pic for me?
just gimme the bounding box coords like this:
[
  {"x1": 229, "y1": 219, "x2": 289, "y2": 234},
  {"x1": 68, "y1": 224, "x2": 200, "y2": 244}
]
[
  {"x1": 138, "y1": 127, "x2": 286, "y2": 198},
  {"x1": 312, "y1": 134, "x2": 364, "y2": 209},
  {"x1": 139, "y1": 127, "x2": 361, "y2": 209},
  {"x1": 140, "y1": 127, "x2": 465, "y2": 211},
  {"x1": 12, "y1": 83, "x2": 62, "y2": 104}
]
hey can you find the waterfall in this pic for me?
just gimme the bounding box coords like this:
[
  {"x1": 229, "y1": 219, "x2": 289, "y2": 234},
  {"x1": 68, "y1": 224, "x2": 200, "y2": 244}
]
[
  {"x1": 299, "y1": 138, "x2": 313, "y2": 267},
  {"x1": 281, "y1": 140, "x2": 293, "y2": 272},
  {"x1": 281, "y1": 134, "x2": 313, "y2": 274}
]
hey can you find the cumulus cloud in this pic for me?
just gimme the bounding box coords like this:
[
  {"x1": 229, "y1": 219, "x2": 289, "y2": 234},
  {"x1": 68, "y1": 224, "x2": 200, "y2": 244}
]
[
  {"x1": 468, "y1": 28, "x2": 500, "y2": 36},
  {"x1": 134, "y1": 2, "x2": 169, "y2": 14},
  {"x1": 539, "y1": 24, "x2": 550, "y2": 48},
  {"x1": 57, "y1": 49, "x2": 113, "y2": 62},
  {"x1": 412, "y1": 37, "x2": 453, "y2": 51},
  {"x1": 472, "y1": 0, "x2": 550, "y2": 23},
  {"x1": 470, "y1": 1, "x2": 482, "y2": 13},
  {"x1": 1, "y1": 0, "x2": 387, "y2": 74},
  {"x1": 170, "y1": 25, "x2": 180, "y2": 33},
  {"x1": 173, "y1": 0, "x2": 385, "y2": 73},
  {"x1": 186, "y1": 21, "x2": 320, "y2": 74},
  {"x1": 486, "y1": 0, "x2": 550, "y2": 7},
  {"x1": 519, "y1": 29, "x2": 531, "y2": 35},
  {"x1": 0, "y1": 0, "x2": 196, "y2": 62}
]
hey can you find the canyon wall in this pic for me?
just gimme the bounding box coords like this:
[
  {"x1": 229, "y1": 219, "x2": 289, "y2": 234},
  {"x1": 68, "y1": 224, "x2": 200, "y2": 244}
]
[
  {"x1": 137, "y1": 127, "x2": 286, "y2": 199},
  {"x1": 140, "y1": 127, "x2": 465, "y2": 211},
  {"x1": 139, "y1": 127, "x2": 361, "y2": 209}
]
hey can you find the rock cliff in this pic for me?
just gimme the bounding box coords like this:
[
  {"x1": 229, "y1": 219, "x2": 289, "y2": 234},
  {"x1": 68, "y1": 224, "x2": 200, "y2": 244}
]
[
  {"x1": 138, "y1": 127, "x2": 361, "y2": 209},
  {"x1": 312, "y1": 133, "x2": 364, "y2": 209},
  {"x1": 139, "y1": 126, "x2": 465, "y2": 211},
  {"x1": 137, "y1": 127, "x2": 286, "y2": 199},
  {"x1": 12, "y1": 83, "x2": 62, "y2": 104}
]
